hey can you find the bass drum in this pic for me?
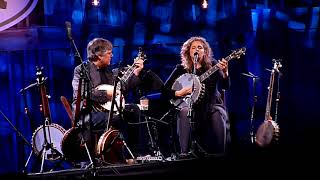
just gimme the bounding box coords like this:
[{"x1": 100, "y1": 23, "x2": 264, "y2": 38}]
[
  {"x1": 61, "y1": 127, "x2": 92, "y2": 162},
  {"x1": 255, "y1": 120, "x2": 280, "y2": 147},
  {"x1": 31, "y1": 123, "x2": 66, "y2": 161},
  {"x1": 96, "y1": 129, "x2": 126, "y2": 164}
]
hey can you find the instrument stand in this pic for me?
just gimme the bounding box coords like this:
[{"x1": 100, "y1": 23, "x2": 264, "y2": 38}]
[
  {"x1": 105, "y1": 76, "x2": 135, "y2": 161},
  {"x1": 274, "y1": 70, "x2": 282, "y2": 123},
  {"x1": 242, "y1": 72, "x2": 259, "y2": 144},
  {"x1": 39, "y1": 120, "x2": 63, "y2": 173},
  {"x1": 24, "y1": 67, "x2": 65, "y2": 173}
]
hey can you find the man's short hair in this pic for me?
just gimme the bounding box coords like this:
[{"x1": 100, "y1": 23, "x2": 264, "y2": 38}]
[{"x1": 87, "y1": 38, "x2": 112, "y2": 61}]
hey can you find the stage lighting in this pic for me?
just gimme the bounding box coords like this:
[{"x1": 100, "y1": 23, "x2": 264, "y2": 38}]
[
  {"x1": 202, "y1": 0, "x2": 208, "y2": 9},
  {"x1": 92, "y1": 0, "x2": 100, "y2": 7}
]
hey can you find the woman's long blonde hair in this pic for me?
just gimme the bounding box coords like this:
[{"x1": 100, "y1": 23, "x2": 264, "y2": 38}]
[{"x1": 180, "y1": 36, "x2": 213, "y2": 72}]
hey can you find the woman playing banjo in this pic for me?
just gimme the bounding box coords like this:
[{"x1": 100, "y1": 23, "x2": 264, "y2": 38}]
[{"x1": 163, "y1": 36, "x2": 231, "y2": 158}]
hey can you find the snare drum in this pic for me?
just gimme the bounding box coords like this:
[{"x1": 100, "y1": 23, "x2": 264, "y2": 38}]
[
  {"x1": 96, "y1": 129, "x2": 126, "y2": 164},
  {"x1": 31, "y1": 123, "x2": 66, "y2": 161}
]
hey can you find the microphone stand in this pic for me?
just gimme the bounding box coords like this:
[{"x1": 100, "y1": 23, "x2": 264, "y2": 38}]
[
  {"x1": 187, "y1": 55, "x2": 207, "y2": 158},
  {"x1": 241, "y1": 72, "x2": 259, "y2": 144},
  {"x1": 77, "y1": 64, "x2": 95, "y2": 169},
  {"x1": 66, "y1": 23, "x2": 94, "y2": 169}
]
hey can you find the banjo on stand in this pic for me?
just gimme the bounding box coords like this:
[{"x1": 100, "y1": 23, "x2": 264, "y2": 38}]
[
  {"x1": 255, "y1": 59, "x2": 282, "y2": 147},
  {"x1": 171, "y1": 47, "x2": 246, "y2": 108}
]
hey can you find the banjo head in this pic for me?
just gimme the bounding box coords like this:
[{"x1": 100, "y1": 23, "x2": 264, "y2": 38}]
[
  {"x1": 171, "y1": 73, "x2": 205, "y2": 107},
  {"x1": 95, "y1": 84, "x2": 125, "y2": 112},
  {"x1": 255, "y1": 120, "x2": 280, "y2": 147}
]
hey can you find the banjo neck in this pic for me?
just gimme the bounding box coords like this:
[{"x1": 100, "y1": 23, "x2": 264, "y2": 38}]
[
  {"x1": 265, "y1": 68, "x2": 275, "y2": 121},
  {"x1": 264, "y1": 60, "x2": 282, "y2": 121},
  {"x1": 199, "y1": 47, "x2": 246, "y2": 82},
  {"x1": 36, "y1": 67, "x2": 52, "y2": 123},
  {"x1": 116, "y1": 48, "x2": 147, "y2": 90}
]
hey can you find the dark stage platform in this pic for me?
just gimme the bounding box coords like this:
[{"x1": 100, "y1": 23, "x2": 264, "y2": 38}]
[
  {"x1": 1, "y1": 146, "x2": 319, "y2": 179},
  {"x1": 24, "y1": 155, "x2": 228, "y2": 178}
]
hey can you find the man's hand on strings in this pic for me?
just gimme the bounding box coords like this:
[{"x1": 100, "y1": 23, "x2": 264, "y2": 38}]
[{"x1": 133, "y1": 59, "x2": 144, "y2": 76}]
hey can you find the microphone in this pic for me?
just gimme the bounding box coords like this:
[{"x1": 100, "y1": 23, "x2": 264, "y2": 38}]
[
  {"x1": 194, "y1": 52, "x2": 199, "y2": 63},
  {"x1": 65, "y1": 21, "x2": 72, "y2": 40}
]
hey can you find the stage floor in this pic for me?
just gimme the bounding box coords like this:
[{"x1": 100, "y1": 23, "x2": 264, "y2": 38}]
[
  {"x1": 25, "y1": 154, "x2": 229, "y2": 178},
  {"x1": 2, "y1": 145, "x2": 319, "y2": 178}
]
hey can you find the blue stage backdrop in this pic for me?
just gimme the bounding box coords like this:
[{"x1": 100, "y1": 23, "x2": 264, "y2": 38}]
[{"x1": 0, "y1": 0, "x2": 319, "y2": 174}]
